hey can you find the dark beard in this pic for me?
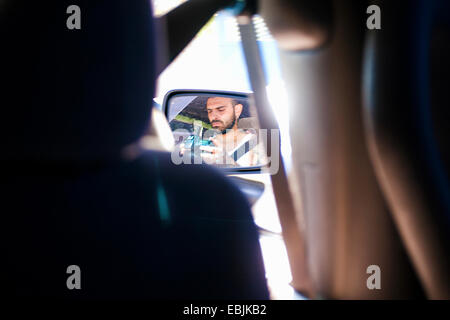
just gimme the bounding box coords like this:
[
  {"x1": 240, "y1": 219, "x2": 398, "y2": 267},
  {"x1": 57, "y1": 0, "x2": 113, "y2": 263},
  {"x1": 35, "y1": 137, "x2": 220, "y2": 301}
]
[{"x1": 221, "y1": 114, "x2": 236, "y2": 135}]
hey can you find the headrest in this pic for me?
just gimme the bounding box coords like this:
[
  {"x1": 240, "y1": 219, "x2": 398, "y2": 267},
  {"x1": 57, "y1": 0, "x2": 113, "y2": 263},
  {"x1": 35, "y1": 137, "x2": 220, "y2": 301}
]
[{"x1": 0, "y1": 0, "x2": 155, "y2": 163}]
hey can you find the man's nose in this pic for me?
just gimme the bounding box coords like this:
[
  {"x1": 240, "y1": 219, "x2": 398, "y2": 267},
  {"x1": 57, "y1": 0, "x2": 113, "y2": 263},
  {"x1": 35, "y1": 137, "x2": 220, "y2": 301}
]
[{"x1": 210, "y1": 112, "x2": 220, "y2": 120}]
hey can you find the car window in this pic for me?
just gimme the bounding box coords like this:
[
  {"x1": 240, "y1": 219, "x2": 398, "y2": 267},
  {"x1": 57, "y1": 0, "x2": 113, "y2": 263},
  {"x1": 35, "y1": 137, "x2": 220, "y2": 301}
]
[
  {"x1": 151, "y1": 1, "x2": 296, "y2": 299},
  {"x1": 152, "y1": 2, "x2": 292, "y2": 168},
  {"x1": 155, "y1": 11, "x2": 252, "y2": 98}
]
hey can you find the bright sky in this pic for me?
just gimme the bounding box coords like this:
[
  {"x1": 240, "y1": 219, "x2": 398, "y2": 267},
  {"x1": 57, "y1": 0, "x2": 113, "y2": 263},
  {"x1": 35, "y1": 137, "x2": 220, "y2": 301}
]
[
  {"x1": 151, "y1": 0, "x2": 188, "y2": 17},
  {"x1": 155, "y1": 10, "x2": 251, "y2": 102}
]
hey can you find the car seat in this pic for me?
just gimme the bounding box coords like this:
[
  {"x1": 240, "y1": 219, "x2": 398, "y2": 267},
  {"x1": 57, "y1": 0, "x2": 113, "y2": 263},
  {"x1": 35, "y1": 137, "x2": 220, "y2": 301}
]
[{"x1": 0, "y1": 0, "x2": 268, "y2": 299}]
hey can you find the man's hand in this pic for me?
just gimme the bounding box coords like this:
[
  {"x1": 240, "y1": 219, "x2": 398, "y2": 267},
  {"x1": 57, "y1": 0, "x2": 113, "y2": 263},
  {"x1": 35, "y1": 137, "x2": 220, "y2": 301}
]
[{"x1": 200, "y1": 137, "x2": 237, "y2": 166}]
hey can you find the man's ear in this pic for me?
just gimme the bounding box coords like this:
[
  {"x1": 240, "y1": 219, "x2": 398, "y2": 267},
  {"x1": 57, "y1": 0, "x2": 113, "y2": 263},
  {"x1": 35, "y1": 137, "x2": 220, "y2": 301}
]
[{"x1": 234, "y1": 104, "x2": 243, "y2": 118}]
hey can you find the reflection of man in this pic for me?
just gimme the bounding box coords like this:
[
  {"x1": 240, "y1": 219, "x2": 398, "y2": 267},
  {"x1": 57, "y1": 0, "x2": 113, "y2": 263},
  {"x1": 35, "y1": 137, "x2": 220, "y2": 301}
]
[{"x1": 201, "y1": 97, "x2": 261, "y2": 167}]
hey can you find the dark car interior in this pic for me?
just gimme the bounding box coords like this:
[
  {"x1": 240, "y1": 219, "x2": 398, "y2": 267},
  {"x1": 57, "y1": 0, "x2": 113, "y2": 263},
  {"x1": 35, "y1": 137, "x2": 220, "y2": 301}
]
[
  {"x1": 0, "y1": 0, "x2": 268, "y2": 300},
  {"x1": 0, "y1": 0, "x2": 448, "y2": 301}
]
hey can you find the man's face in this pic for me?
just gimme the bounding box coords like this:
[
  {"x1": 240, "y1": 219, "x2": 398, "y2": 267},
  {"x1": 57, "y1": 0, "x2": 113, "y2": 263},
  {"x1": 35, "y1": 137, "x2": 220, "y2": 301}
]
[{"x1": 206, "y1": 97, "x2": 242, "y2": 132}]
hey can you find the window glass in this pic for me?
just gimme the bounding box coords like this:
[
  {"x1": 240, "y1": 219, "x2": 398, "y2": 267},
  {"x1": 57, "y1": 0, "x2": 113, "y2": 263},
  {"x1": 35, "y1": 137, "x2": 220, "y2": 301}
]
[{"x1": 155, "y1": 10, "x2": 252, "y2": 101}]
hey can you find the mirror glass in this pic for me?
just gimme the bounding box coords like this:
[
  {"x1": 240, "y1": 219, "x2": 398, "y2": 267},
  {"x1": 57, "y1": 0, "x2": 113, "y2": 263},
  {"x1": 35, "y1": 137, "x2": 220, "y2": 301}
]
[{"x1": 166, "y1": 93, "x2": 267, "y2": 169}]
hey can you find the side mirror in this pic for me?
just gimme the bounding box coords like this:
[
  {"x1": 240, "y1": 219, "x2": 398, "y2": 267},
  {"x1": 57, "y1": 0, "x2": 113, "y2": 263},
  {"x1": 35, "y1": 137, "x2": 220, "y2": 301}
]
[{"x1": 163, "y1": 90, "x2": 269, "y2": 171}]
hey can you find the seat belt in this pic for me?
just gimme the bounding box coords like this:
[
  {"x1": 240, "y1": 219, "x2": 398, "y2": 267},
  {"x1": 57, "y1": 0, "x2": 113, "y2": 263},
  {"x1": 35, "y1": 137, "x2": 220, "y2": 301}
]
[{"x1": 229, "y1": 134, "x2": 258, "y2": 162}]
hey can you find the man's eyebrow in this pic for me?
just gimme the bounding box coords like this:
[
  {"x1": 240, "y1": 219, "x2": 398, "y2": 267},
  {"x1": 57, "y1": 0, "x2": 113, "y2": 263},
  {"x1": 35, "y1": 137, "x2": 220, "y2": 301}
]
[{"x1": 206, "y1": 105, "x2": 227, "y2": 110}]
